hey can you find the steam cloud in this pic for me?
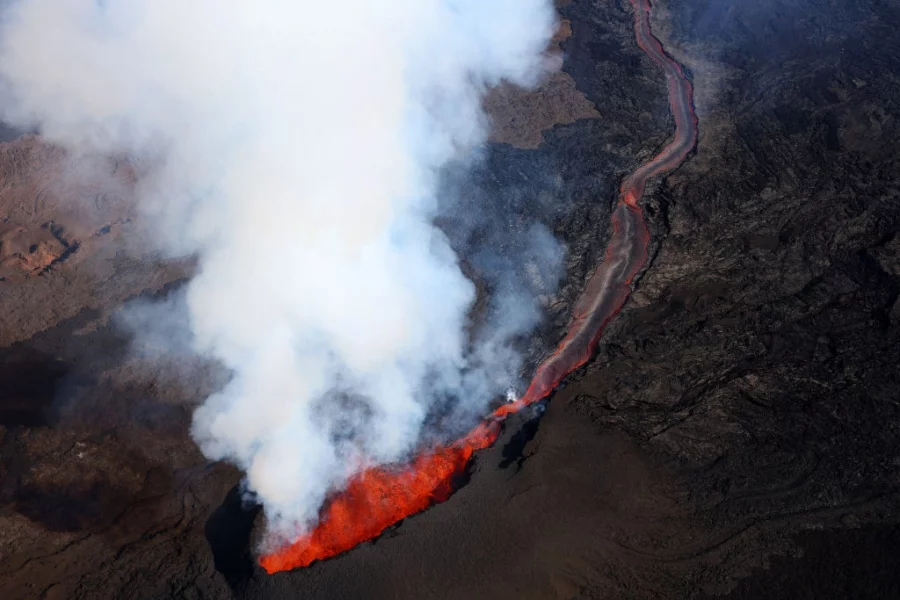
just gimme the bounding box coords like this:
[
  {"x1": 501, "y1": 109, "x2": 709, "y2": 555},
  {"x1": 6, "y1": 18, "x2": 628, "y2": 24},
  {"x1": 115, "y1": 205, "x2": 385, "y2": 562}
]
[{"x1": 0, "y1": 0, "x2": 557, "y2": 531}]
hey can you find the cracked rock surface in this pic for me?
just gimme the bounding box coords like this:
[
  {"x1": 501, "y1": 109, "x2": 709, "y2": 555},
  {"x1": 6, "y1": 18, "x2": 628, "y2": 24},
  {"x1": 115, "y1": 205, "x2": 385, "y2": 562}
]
[{"x1": 1, "y1": 0, "x2": 899, "y2": 598}]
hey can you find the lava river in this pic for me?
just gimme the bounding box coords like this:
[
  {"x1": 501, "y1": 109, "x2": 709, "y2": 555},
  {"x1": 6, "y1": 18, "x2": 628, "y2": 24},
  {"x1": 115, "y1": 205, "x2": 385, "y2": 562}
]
[{"x1": 260, "y1": 0, "x2": 699, "y2": 574}]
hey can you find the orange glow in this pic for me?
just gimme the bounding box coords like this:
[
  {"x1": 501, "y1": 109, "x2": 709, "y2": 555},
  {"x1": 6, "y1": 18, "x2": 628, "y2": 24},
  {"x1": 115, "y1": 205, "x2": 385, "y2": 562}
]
[
  {"x1": 259, "y1": 419, "x2": 502, "y2": 573},
  {"x1": 260, "y1": 0, "x2": 698, "y2": 574}
]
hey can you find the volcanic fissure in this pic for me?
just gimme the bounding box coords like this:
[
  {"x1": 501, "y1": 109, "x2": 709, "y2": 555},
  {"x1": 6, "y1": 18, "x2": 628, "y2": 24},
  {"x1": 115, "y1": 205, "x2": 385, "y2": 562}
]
[{"x1": 260, "y1": 0, "x2": 699, "y2": 574}]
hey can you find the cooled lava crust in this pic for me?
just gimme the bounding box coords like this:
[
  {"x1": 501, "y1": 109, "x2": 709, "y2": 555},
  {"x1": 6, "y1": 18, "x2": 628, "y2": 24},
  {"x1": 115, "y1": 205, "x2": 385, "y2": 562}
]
[{"x1": 1, "y1": 0, "x2": 900, "y2": 598}]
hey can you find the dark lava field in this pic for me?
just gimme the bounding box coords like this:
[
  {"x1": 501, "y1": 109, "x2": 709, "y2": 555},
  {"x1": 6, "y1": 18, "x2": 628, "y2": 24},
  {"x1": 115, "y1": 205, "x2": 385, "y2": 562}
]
[{"x1": 2, "y1": 0, "x2": 900, "y2": 598}]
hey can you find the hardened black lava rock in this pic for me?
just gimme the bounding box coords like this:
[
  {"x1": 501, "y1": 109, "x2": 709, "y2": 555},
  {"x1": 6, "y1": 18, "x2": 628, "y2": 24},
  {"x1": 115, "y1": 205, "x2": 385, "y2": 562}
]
[{"x1": 1, "y1": 0, "x2": 899, "y2": 598}]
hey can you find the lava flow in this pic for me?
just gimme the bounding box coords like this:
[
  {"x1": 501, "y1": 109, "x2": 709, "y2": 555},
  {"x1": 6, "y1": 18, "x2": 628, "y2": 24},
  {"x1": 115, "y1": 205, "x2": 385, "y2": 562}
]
[{"x1": 260, "y1": 0, "x2": 698, "y2": 574}]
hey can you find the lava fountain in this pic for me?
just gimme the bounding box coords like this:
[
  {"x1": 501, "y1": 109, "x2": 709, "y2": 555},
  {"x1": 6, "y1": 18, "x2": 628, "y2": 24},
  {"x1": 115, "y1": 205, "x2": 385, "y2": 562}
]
[{"x1": 260, "y1": 0, "x2": 698, "y2": 574}]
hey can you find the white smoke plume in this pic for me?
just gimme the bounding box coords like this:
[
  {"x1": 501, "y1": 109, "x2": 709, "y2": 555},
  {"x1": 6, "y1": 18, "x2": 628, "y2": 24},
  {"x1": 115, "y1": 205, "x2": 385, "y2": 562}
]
[{"x1": 0, "y1": 0, "x2": 556, "y2": 531}]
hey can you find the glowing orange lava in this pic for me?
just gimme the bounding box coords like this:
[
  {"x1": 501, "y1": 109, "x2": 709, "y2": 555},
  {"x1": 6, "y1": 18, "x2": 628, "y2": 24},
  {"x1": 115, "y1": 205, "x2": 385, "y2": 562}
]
[
  {"x1": 259, "y1": 419, "x2": 502, "y2": 573},
  {"x1": 261, "y1": 0, "x2": 697, "y2": 573}
]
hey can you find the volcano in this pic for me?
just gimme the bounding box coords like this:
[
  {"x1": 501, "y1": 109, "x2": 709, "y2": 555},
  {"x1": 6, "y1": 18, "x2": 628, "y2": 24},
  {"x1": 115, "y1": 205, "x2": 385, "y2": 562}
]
[
  {"x1": 261, "y1": 0, "x2": 698, "y2": 573},
  {"x1": 2, "y1": 0, "x2": 900, "y2": 598}
]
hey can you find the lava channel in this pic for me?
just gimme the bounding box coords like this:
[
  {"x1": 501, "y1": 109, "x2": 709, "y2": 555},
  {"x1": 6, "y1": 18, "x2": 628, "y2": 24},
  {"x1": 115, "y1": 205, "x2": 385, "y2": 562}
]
[{"x1": 260, "y1": 0, "x2": 698, "y2": 574}]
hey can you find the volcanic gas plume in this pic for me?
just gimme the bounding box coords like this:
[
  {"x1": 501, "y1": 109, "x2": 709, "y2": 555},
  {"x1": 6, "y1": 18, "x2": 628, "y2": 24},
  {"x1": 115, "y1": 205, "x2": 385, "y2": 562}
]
[
  {"x1": 0, "y1": 0, "x2": 557, "y2": 535},
  {"x1": 260, "y1": 0, "x2": 699, "y2": 573}
]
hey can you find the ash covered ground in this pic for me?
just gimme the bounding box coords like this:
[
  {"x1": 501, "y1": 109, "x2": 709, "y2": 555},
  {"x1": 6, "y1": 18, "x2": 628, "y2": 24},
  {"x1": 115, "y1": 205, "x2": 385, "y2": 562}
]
[{"x1": 1, "y1": 0, "x2": 900, "y2": 598}]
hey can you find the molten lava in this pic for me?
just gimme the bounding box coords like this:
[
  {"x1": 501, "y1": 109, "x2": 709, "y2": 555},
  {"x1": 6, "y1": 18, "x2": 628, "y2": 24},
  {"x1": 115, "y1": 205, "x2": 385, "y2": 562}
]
[
  {"x1": 260, "y1": 0, "x2": 698, "y2": 574},
  {"x1": 259, "y1": 420, "x2": 502, "y2": 573}
]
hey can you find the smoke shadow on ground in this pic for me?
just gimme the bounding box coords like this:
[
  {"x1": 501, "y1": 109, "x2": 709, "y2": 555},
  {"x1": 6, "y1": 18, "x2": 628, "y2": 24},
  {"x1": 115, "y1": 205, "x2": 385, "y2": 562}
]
[
  {"x1": 205, "y1": 484, "x2": 262, "y2": 591},
  {"x1": 14, "y1": 479, "x2": 133, "y2": 532},
  {"x1": 0, "y1": 121, "x2": 31, "y2": 144},
  {"x1": 0, "y1": 346, "x2": 71, "y2": 427},
  {"x1": 498, "y1": 400, "x2": 547, "y2": 471}
]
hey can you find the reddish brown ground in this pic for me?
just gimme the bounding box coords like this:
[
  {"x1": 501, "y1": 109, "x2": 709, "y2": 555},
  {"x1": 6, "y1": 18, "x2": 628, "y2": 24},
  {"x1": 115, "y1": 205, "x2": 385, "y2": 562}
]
[{"x1": 484, "y1": 5, "x2": 600, "y2": 148}]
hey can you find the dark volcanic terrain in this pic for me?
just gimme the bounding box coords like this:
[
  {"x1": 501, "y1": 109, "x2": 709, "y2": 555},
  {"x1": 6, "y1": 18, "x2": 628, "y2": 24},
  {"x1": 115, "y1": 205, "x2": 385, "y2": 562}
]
[{"x1": 1, "y1": 0, "x2": 900, "y2": 598}]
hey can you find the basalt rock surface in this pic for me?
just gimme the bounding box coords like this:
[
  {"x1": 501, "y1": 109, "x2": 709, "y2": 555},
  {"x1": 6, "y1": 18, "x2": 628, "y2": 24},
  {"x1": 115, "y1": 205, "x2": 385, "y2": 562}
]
[{"x1": 1, "y1": 0, "x2": 899, "y2": 598}]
